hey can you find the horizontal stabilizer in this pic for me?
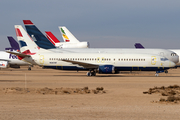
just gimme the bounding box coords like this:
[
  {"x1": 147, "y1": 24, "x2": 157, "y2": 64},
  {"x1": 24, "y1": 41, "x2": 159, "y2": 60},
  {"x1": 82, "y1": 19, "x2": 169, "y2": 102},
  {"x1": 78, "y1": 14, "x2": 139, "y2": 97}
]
[{"x1": 6, "y1": 51, "x2": 30, "y2": 57}]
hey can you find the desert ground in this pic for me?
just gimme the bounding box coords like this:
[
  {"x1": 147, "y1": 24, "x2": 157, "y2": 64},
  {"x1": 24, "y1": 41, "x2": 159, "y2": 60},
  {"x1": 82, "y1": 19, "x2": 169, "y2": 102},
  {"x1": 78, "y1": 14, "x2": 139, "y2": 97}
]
[{"x1": 0, "y1": 66, "x2": 180, "y2": 120}]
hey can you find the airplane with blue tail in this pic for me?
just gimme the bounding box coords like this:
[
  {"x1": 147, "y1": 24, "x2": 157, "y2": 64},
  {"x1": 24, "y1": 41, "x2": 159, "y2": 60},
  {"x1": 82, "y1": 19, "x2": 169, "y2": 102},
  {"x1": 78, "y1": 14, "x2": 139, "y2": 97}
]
[{"x1": 8, "y1": 22, "x2": 178, "y2": 76}]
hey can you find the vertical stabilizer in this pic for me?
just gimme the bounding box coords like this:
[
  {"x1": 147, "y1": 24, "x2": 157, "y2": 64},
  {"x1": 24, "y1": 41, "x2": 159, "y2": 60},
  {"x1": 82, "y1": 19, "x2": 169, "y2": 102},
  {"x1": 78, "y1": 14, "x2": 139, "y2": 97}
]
[
  {"x1": 23, "y1": 20, "x2": 56, "y2": 49},
  {"x1": 5, "y1": 36, "x2": 20, "y2": 51},
  {"x1": 134, "y1": 43, "x2": 145, "y2": 49},
  {"x1": 45, "y1": 31, "x2": 60, "y2": 45},
  {"x1": 59, "y1": 26, "x2": 79, "y2": 43},
  {"x1": 15, "y1": 25, "x2": 39, "y2": 54}
]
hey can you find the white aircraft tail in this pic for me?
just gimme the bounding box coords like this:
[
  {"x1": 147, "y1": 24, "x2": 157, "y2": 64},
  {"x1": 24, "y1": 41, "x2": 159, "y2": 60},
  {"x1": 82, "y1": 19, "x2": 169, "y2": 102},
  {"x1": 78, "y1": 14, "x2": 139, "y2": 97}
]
[
  {"x1": 15, "y1": 25, "x2": 40, "y2": 54},
  {"x1": 14, "y1": 25, "x2": 49, "y2": 56},
  {"x1": 59, "y1": 26, "x2": 79, "y2": 43}
]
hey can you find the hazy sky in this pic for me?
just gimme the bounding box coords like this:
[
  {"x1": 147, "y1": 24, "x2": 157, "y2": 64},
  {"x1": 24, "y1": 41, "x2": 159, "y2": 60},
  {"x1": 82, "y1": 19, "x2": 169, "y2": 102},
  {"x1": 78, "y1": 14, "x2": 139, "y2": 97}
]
[{"x1": 0, "y1": 0, "x2": 180, "y2": 50}]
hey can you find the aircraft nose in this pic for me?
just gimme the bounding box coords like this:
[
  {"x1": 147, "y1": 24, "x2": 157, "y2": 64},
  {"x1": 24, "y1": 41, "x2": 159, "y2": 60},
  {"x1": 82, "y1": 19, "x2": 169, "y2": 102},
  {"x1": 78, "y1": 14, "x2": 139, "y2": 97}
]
[
  {"x1": 170, "y1": 61, "x2": 176, "y2": 68},
  {"x1": 174, "y1": 56, "x2": 179, "y2": 64}
]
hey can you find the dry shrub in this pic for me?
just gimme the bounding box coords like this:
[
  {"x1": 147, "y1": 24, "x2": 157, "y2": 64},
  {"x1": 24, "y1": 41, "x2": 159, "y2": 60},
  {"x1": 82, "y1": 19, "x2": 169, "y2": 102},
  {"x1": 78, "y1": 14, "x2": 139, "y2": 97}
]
[{"x1": 159, "y1": 98, "x2": 166, "y2": 102}]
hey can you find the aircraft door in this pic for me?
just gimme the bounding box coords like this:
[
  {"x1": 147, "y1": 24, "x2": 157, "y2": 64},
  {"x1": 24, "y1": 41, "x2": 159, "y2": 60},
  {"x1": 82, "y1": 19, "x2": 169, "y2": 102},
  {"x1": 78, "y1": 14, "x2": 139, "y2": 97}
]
[
  {"x1": 151, "y1": 56, "x2": 156, "y2": 65},
  {"x1": 39, "y1": 55, "x2": 44, "y2": 64}
]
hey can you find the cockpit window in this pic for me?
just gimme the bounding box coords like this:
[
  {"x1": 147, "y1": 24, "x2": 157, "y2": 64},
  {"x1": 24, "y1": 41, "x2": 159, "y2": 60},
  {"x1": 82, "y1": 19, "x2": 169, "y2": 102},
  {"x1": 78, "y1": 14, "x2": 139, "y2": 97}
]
[
  {"x1": 171, "y1": 53, "x2": 177, "y2": 56},
  {"x1": 161, "y1": 58, "x2": 168, "y2": 61}
]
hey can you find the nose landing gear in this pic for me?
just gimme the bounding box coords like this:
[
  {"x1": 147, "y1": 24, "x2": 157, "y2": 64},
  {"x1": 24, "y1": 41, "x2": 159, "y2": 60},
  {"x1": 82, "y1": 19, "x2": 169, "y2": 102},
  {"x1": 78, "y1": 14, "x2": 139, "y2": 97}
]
[{"x1": 155, "y1": 70, "x2": 168, "y2": 77}]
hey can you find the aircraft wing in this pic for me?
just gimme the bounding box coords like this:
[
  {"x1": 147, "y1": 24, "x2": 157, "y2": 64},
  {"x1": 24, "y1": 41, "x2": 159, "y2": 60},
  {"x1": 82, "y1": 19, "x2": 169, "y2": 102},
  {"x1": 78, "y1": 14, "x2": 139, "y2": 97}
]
[
  {"x1": 62, "y1": 60, "x2": 99, "y2": 69},
  {"x1": 0, "y1": 59, "x2": 10, "y2": 62},
  {"x1": 6, "y1": 51, "x2": 30, "y2": 57}
]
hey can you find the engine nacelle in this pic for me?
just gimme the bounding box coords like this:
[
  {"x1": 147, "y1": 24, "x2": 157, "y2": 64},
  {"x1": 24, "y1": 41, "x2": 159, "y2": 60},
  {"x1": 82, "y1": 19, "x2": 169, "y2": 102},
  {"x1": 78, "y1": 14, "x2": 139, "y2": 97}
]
[
  {"x1": 9, "y1": 64, "x2": 20, "y2": 68},
  {"x1": 98, "y1": 65, "x2": 115, "y2": 74},
  {"x1": 0, "y1": 61, "x2": 8, "y2": 68}
]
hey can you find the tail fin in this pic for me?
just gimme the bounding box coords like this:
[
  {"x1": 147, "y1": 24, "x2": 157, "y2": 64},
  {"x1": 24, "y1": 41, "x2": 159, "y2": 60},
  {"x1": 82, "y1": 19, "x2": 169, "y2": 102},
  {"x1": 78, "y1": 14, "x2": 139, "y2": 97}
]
[
  {"x1": 23, "y1": 20, "x2": 56, "y2": 49},
  {"x1": 59, "y1": 26, "x2": 79, "y2": 43},
  {"x1": 134, "y1": 43, "x2": 145, "y2": 49},
  {"x1": 5, "y1": 36, "x2": 20, "y2": 51},
  {"x1": 15, "y1": 25, "x2": 39, "y2": 54},
  {"x1": 45, "y1": 31, "x2": 60, "y2": 45}
]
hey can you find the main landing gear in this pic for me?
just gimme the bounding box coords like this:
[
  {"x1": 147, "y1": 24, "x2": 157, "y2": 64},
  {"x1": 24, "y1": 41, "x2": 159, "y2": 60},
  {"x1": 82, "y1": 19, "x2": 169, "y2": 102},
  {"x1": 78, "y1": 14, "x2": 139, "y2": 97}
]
[
  {"x1": 28, "y1": 65, "x2": 32, "y2": 71},
  {"x1": 87, "y1": 69, "x2": 96, "y2": 76}
]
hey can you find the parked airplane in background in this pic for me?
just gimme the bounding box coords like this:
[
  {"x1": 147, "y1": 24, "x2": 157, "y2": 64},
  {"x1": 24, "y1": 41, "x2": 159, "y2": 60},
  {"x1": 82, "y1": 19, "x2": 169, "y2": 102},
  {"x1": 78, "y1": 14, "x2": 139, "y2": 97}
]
[
  {"x1": 11, "y1": 25, "x2": 177, "y2": 76},
  {"x1": 134, "y1": 43, "x2": 180, "y2": 65},
  {"x1": 45, "y1": 31, "x2": 89, "y2": 48},
  {"x1": 0, "y1": 36, "x2": 31, "y2": 69},
  {"x1": 23, "y1": 20, "x2": 89, "y2": 48},
  {"x1": 134, "y1": 43, "x2": 144, "y2": 49},
  {"x1": 59, "y1": 26, "x2": 89, "y2": 48},
  {"x1": 5, "y1": 36, "x2": 20, "y2": 51}
]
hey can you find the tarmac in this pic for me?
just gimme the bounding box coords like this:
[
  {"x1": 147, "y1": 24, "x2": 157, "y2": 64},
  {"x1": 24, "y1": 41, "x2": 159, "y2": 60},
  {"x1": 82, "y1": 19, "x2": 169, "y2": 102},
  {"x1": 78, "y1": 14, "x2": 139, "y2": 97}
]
[{"x1": 0, "y1": 66, "x2": 180, "y2": 120}]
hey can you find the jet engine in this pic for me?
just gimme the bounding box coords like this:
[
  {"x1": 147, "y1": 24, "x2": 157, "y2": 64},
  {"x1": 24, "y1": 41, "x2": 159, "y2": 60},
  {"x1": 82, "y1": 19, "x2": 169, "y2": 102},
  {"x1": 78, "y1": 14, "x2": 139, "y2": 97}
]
[
  {"x1": 98, "y1": 65, "x2": 115, "y2": 74},
  {"x1": 0, "y1": 61, "x2": 8, "y2": 68}
]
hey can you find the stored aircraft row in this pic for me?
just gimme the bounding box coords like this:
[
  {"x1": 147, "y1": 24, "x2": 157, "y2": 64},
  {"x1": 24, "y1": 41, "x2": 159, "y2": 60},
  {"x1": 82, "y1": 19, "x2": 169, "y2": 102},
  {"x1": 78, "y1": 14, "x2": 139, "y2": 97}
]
[
  {"x1": 0, "y1": 21, "x2": 89, "y2": 70},
  {"x1": 5, "y1": 20, "x2": 179, "y2": 76},
  {"x1": 0, "y1": 20, "x2": 179, "y2": 77}
]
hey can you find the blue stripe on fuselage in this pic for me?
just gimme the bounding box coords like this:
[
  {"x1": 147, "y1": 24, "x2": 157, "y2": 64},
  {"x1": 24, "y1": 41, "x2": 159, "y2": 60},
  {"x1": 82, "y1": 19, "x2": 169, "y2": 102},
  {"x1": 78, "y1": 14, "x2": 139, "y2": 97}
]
[{"x1": 43, "y1": 66, "x2": 169, "y2": 71}]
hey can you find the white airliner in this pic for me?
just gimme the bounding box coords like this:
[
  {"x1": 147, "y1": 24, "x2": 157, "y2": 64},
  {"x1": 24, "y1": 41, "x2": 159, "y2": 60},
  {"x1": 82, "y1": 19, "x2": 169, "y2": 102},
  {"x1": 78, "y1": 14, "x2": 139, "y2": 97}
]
[
  {"x1": 7, "y1": 25, "x2": 176, "y2": 77},
  {"x1": 0, "y1": 37, "x2": 31, "y2": 69},
  {"x1": 45, "y1": 30, "x2": 89, "y2": 48},
  {"x1": 22, "y1": 20, "x2": 179, "y2": 66},
  {"x1": 0, "y1": 51, "x2": 29, "y2": 68}
]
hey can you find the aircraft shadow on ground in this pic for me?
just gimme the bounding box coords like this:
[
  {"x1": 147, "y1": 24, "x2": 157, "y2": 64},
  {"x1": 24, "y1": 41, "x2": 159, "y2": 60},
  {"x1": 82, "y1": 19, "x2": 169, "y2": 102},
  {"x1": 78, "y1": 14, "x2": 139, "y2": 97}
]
[
  {"x1": 54, "y1": 74, "x2": 180, "y2": 77},
  {"x1": 0, "y1": 80, "x2": 24, "y2": 82}
]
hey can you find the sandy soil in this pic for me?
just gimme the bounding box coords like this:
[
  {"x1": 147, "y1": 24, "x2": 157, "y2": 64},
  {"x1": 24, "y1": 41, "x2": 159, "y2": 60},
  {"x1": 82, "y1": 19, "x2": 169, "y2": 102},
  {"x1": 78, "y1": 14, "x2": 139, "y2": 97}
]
[{"x1": 0, "y1": 66, "x2": 180, "y2": 120}]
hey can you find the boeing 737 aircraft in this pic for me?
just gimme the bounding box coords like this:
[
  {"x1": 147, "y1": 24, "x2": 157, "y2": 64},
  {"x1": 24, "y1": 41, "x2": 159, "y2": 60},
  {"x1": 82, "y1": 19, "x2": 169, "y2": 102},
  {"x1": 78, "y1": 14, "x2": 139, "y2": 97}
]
[
  {"x1": 22, "y1": 20, "x2": 179, "y2": 66},
  {"x1": 8, "y1": 25, "x2": 176, "y2": 77},
  {"x1": 0, "y1": 36, "x2": 31, "y2": 69},
  {"x1": 45, "y1": 31, "x2": 89, "y2": 48}
]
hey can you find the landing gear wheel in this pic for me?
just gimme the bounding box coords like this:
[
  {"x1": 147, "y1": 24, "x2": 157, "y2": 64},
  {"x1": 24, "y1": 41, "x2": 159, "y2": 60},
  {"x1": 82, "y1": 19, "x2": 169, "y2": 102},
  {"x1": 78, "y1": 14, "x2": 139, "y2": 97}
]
[
  {"x1": 165, "y1": 70, "x2": 168, "y2": 73},
  {"x1": 91, "y1": 71, "x2": 96, "y2": 76},
  {"x1": 155, "y1": 73, "x2": 159, "y2": 77},
  {"x1": 87, "y1": 72, "x2": 92, "y2": 76},
  {"x1": 28, "y1": 67, "x2": 31, "y2": 71}
]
